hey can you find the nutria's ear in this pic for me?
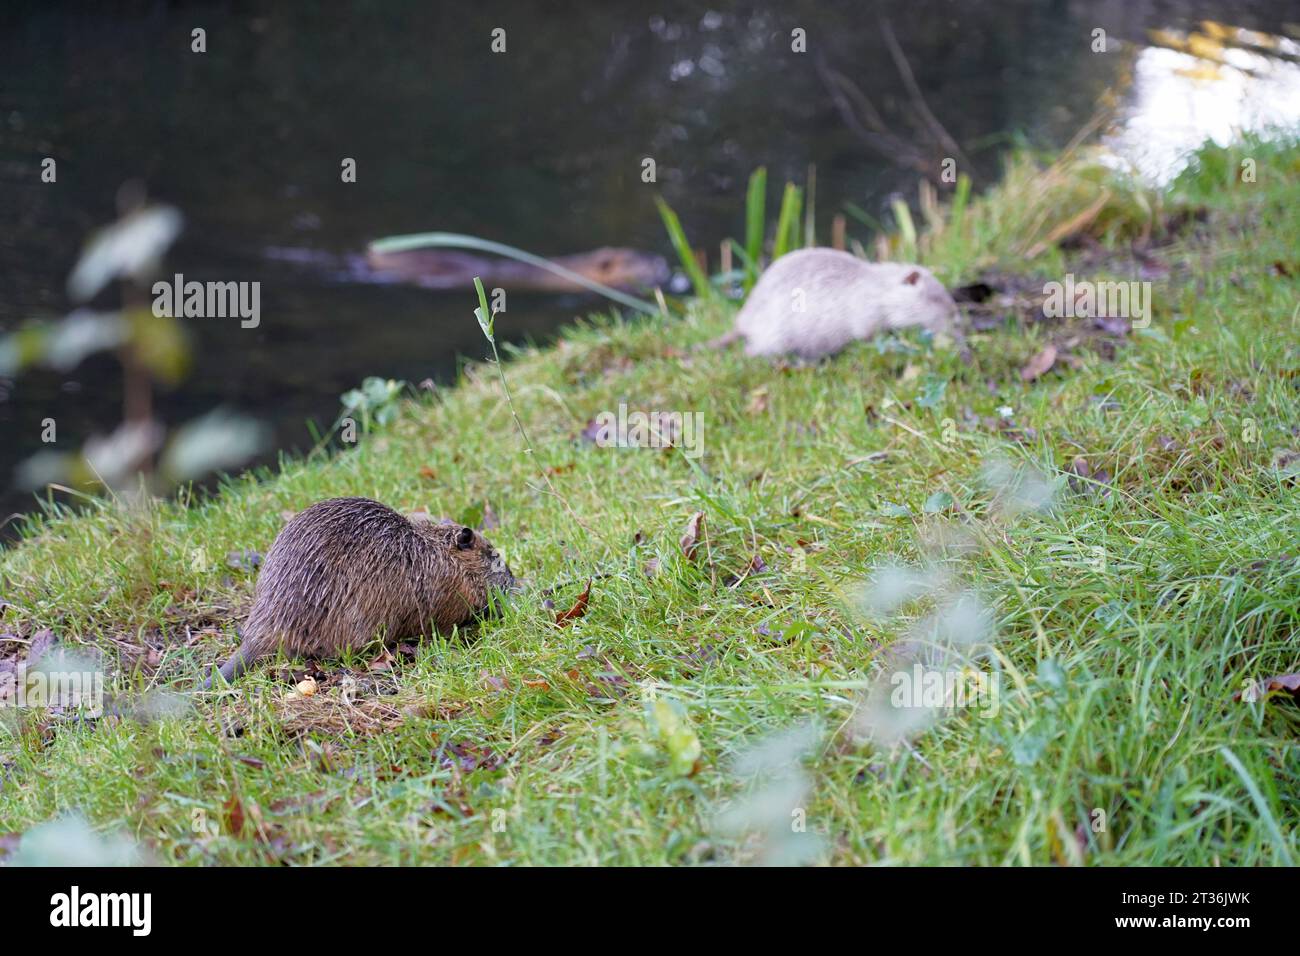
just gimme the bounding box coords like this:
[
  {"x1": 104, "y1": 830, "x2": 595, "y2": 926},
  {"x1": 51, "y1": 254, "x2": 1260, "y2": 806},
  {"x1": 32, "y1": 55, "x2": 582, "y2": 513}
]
[
  {"x1": 455, "y1": 526, "x2": 475, "y2": 550},
  {"x1": 904, "y1": 270, "x2": 921, "y2": 286}
]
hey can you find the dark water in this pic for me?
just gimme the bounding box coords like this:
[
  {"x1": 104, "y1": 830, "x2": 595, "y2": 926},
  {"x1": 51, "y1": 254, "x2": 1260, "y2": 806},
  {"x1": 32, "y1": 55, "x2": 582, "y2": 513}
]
[{"x1": 1, "y1": 0, "x2": 1295, "y2": 531}]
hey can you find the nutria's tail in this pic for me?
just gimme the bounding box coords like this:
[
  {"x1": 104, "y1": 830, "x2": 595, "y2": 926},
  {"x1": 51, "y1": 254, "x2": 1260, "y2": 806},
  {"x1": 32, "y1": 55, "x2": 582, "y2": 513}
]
[
  {"x1": 200, "y1": 642, "x2": 254, "y2": 691},
  {"x1": 705, "y1": 329, "x2": 743, "y2": 351}
]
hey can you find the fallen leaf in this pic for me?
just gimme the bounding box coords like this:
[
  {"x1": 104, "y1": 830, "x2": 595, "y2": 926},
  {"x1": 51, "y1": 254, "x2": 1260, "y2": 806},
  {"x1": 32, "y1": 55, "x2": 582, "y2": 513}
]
[
  {"x1": 268, "y1": 790, "x2": 330, "y2": 813},
  {"x1": 367, "y1": 647, "x2": 395, "y2": 672},
  {"x1": 1237, "y1": 673, "x2": 1300, "y2": 703},
  {"x1": 439, "y1": 741, "x2": 503, "y2": 772},
  {"x1": 27, "y1": 629, "x2": 55, "y2": 666},
  {"x1": 555, "y1": 580, "x2": 591, "y2": 627},
  {"x1": 679, "y1": 511, "x2": 706, "y2": 561},
  {"x1": 1093, "y1": 316, "x2": 1130, "y2": 337},
  {"x1": 1020, "y1": 345, "x2": 1058, "y2": 382},
  {"x1": 0, "y1": 832, "x2": 20, "y2": 861},
  {"x1": 480, "y1": 672, "x2": 509, "y2": 692},
  {"x1": 224, "y1": 795, "x2": 245, "y2": 837},
  {"x1": 747, "y1": 387, "x2": 770, "y2": 415},
  {"x1": 225, "y1": 549, "x2": 262, "y2": 572}
]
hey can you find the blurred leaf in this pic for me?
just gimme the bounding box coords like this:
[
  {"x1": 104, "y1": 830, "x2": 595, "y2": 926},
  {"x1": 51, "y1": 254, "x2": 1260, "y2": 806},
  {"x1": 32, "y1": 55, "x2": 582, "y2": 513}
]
[
  {"x1": 67, "y1": 205, "x2": 183, "y2": 302},
  {"x1": 923, "y1": 491, "x2": 955, "y2": 513},
  {"x1": 1037, "y1": 658, "x2": 1066, "y2": 691},
  {"x1": 0, "y1": 325, "x2": 53, "y2": 376},
  {"x1": 340, "y1": 376, "x2": 406, "y2": 431},
  {"x1": 42, "y1": 311, "x2": 129, "y2": 372},
  {"x1": 14, "y1": 450, "x2": 74, "y2": 491},
  {"x1": 647, "y1": 698, "x2": 701, "y2": 777},
  {"x1": 160, "y1": 409, "x2": 269, "y2": 482},
  {"x1": 126, "y1": 308, "x2": 189, "y2": 384},
  {"x1": 915, "y1": 376, "x2": 948, "y2": 408},
  {"x1": 83, "y1": 420, "x2": 166, "y2": 487}
]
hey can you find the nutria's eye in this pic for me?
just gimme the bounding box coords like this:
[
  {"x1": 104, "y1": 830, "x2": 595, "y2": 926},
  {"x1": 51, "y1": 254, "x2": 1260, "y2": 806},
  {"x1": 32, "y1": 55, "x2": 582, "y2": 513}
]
[{"x1": 456, "y1": 527, "x2": 475, "y2": 549}]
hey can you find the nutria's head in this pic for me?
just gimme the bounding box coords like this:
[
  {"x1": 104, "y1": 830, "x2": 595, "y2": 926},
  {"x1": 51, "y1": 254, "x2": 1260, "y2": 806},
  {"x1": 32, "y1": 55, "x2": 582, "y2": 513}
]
[
  {"x1": 897, "y1": 267, "x2": 963, "y2": 340},
  {"x1": 407, "y1": 514, "x2": 518, "y2": 617},
  {"x1": 587, "y1": 247, "x2": 670, "y2": 290},
  {"x1": 450, "y1": 524, "x2": 518, "y2": 600}
]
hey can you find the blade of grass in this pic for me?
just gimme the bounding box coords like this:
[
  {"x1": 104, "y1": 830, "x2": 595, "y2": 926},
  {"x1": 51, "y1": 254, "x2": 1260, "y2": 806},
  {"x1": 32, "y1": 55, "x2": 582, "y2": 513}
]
[
  {"x1": 744, "y1": 167, "x2": 767, "y2": 293},
  {"x1": 891, "y1": 197, "x2": 917, "y2": 260},
  {"x1": 369, "y1": 231, "x2": 658, "y2": 315},
  {"x1": 655, "y1": 197, "x2": 714, "y2": 300},
  {"x1": 773, "y1": 183, "x2": 803, "y2": 260},
  {"x1": 950, "y1": 172, "x2": 971, "y2": 231}
]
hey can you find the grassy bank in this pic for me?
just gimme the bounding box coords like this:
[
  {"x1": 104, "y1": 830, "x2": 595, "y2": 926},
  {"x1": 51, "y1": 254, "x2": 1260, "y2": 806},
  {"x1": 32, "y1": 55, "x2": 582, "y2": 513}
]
[{"x1": 2, "y1": 137, "x2": 1299, "y2": 865}]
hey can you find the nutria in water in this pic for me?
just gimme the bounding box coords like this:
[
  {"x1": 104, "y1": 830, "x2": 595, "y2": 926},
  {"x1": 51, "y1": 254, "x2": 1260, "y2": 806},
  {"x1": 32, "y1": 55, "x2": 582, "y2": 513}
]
[
  {"x1": 365, "y1": 246, "x2": 670, "y2": 292},
  {"x1": 714, "y1": 248, "x2": 962, "y2": 359},
  {"x1": 202, "y1": 497, "x2": 516, "y2": 688}
]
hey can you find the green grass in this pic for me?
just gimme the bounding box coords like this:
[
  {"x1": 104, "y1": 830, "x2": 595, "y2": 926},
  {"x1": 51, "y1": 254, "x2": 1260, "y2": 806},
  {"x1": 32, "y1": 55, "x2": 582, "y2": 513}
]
[{"x1": 2, "y1": 137, "x2": 1299, "y2": 865}]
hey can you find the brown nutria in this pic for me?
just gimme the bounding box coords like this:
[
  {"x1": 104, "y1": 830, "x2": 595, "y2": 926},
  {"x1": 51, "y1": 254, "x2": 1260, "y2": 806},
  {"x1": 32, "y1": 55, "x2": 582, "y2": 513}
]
[
  {"x1": 202, "y1": 497, "x2": 516, "y2": 688},
  {"x1": 364, "y1": 246, "x2": 670, "y2": 292},
  {"x1": 712, "y1": 248, "x2": 962, "y2": 359}
]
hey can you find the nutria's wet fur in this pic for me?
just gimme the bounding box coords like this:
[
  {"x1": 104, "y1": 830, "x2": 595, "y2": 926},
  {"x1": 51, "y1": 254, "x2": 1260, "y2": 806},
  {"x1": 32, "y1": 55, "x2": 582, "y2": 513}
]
[
  {"x1": 365, "y1": 246, "x2": 670, "y2": 292},
  {"x1": 716, "y1": 248, "x2": 962, "y2": 359},
  {"x1": 203, "y1": 497, "x2": 516, "y2": 688}
]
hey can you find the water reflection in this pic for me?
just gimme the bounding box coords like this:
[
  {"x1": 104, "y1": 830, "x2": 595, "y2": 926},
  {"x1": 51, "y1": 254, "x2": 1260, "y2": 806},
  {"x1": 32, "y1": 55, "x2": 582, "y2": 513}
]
[{"x1": 1105, "y1": 22, "x2": 1300, "y2": 183}]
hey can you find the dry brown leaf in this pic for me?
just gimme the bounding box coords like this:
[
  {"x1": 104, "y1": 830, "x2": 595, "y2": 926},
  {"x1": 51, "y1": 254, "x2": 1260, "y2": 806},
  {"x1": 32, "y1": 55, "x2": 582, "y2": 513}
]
[
  {"x1": 679, "y1": 511, "x2": 706, "y2": 561},
  {"x1": 223, "y1": 795, "x2": 245, "y2": 837},
  {"x1": 367, "y1": 647, "x2": 395, "y2": 672},
  {"x1": 555, "y1": 580, "x2": 592, "y2": 627},
  {"x1": 1020, "y1": 345, "x2": 1058, "y2": 382}
]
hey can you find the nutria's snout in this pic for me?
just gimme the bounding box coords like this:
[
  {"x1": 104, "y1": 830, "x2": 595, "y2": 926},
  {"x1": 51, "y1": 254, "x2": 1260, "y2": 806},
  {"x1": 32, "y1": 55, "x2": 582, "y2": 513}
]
[{"x1": 488, "y1": 550, "x2": 519, "y2": 598}]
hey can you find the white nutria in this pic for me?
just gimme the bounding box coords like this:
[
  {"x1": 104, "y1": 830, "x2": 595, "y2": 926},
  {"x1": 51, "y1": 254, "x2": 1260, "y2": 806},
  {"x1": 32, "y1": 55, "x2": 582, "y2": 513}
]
[{"x1": 714, "y1": 248, "x2": 962, "y2": 359}]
